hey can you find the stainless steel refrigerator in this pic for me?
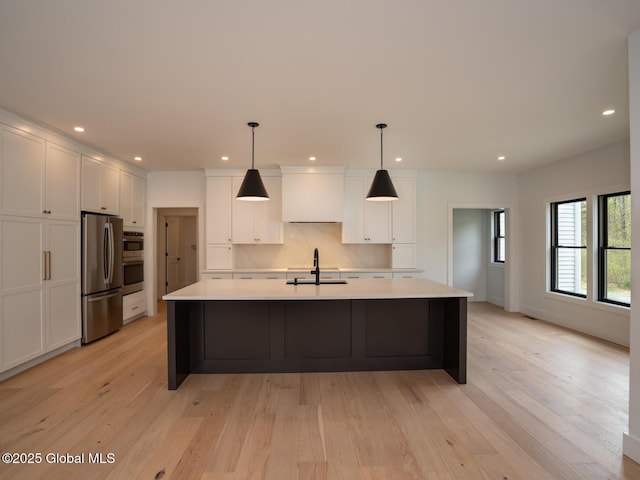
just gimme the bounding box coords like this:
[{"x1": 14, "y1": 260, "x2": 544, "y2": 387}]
[{"x1": 81, "y1": 212, "x2": 124, "y2": 344}]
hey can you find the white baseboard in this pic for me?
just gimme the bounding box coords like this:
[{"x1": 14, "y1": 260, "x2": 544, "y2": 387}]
[
  {"x1": 624, "y1": 432, "x2": 640, "y2": 464},
  {"x1": 0, "y1": 340, "x2": 80, "y2": 382}
]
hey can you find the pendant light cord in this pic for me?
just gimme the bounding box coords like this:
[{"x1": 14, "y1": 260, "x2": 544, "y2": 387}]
[
  {"x1": 380, "y1": 127, "x2": 384, "y2": 170},
  {"x1": 251, "y1": 125, "x2": 255, "y2": 169}
]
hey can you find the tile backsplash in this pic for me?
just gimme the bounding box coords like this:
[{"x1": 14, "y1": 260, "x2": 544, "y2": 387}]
[{"x1": 234, "y1": 223, "x2": 391, "y2": 269}]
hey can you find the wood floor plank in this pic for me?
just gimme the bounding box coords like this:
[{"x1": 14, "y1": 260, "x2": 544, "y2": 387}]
[{"x1": 1, "y1": 301, "x2": 638, "y2": 479}]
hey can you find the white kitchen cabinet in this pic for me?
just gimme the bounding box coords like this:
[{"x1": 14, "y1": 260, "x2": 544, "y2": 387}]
[
  {"x1": 120, "y1": 170, "x2": 146, "y2": 227},
  {"x1": 286, "y1": 271, "x2": 341, "y2": 281},
  {"x1": 200, "y1": 272, "x2": 233, "y2": 280},
  {"x1": 0, "y1": 125, "x2": 45, "y2": 218},
  {"x1": 391, "y1": 176, "x2": 416, "y2": 243},
  {"x1": 206, "y1": 176, "x2": 233, "y2": 268},
  {"x1": 0, "y1": 216, "x2": 80, "y2": 372},
  {"x1": 206, "y1": 244, "x2": 233, "y2": 270},
  {"x1": 232, "y1": 272, "x2": 286, "y2": 279},
  {"x1": 1, "y1": 127, "x2": 79, "y2": 221},
  {"x1": 232, "y1": 176, "x2": 283, "y2": 244},
  {"x1": 81, "y1": 155, "x2": 120, "y2": 215},
  {"x1": 392, "y1": 243, "x2": 417, "y2": 269},
  {"x1": 44, "y1": 219, "x2": 81, "y2": 350},
  {"x1": 342, "y1": 175, "x2": 392, "y2": 244},
  {"x1": 340, "y1": 271, "x2": 393, "y2": 279},
  {"x1": 123, "y1": 290, "x2": 146, "y2": 322}
]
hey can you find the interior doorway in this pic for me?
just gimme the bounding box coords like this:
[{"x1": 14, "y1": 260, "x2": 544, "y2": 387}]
[
  {"x1": 156, "y1": 208, "x2": 198, "y2": 298},
  {"x1": 450, "y1": 206, "x2": 513, "y2": 309}
]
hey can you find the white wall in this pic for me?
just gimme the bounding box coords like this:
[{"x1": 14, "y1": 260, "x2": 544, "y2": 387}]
[
  {"x1": 518, "y1": 140, "x2": 630, "y2": 346},
  {"x1": 416, "y1": 170, "x2": 519, "y2": 309},
  {"x1": 623, "y1": 27, "x2": 640, "y2": 464},
  {"x1": 145, "y1": 170, "x2": 205, "y2": 314}
]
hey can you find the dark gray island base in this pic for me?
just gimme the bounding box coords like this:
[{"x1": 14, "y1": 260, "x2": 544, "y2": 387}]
[{"x1": 166, "y1": 294, "x2": 467, "y2": 390}]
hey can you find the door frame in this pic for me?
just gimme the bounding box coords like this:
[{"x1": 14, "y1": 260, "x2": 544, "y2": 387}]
[
  {"x1": 147, "y1": 203, "x2": 203, "y2": 316},
  {"x1": 447, "y1": 202, "x2": 519, "y2": 312}
]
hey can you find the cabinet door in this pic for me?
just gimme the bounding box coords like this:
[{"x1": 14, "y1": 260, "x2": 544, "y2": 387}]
[
  {"x1": 392, "y1": 177, "x2": 416, "y2": 243},
  {"x1": 206, "y1": 177, "x2": 232, "y2": 244},
  {"x1": 0, "y1": 125, "x2": 45, "y2": 217},
  {"x1": 1, "y1": 217, "x2": 45, "y2": 370},
  {"x1": 45, "y1": 220, "x2": 80, "y2": 349},
  {"x1": 120, "y1": 171, "x2": 145, "y2": 227},
  {"x1": 257, "y1": 176, "x2": 283, "y2": 244},
  {"x1": 206, "y1": 244, "x2": 233, "y2": 269},
  {"x1": 81, "y1": 156, "x2": 102, "y2": 212},
  {"x1": 342, "y1": 177, "x2": 365, "y2": 243},
  {"x1": 392, "y1": 243, "x2": 416, "y2": 269},
  {"x1": 119, "y1": 171, "x2": 133, "y2": 225},
  {"x1": 46, "y1": 142, "x2": 80, "y2": 220},
  {"x1": 343, "y1": 176, "x2": 391, "y2": 243},
  {"x1": 131, "y1": 174, "x2": 145, "y2": 226},
  {"x1": 364, "y1": 200, "x2": 391, "y2": 243},
  {"x1": 231, "y1": 176, "x2": 257, "y2": 243},
  {"x1": 101, "y1": 163, "x2": 120, "y2": 215}
]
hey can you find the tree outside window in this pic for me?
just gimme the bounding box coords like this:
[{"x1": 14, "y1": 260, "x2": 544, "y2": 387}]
[{"x1": 598, "y1": 191, "x2": 631, "y2": 306}]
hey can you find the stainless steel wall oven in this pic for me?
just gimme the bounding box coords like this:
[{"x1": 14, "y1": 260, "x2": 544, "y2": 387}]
[{"x1": 123, "y1": 231, "x2": 144, "y2": 295}]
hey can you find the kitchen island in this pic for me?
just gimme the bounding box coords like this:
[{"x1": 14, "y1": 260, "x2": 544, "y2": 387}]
[{"x1": 163, "y1": 278, "x2": 471, "y2": 389}]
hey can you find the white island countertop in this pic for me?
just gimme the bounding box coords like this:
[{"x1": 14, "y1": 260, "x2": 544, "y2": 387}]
[{"x1": 163, "y1": 278, "x2": 473, "y2": 301}]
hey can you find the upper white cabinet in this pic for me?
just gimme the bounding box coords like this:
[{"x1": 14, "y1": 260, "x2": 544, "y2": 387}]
[
  {"x1": 0, "y1": 125, "x2": 45, "y2": 217},
  {"x1": 390, "y1": 173, "x2": 417, "y2": 268},
  {"x1": 45, "y1": 142, "x2": 81, "y2": 220},
  {"x1": 232, "y1": 176, "x2": 283, "y2": 244},
  {"x1": 81, "y1": 155, "x2": 120, "y2": 215},
  {"x1": 391, "y1": 176, "x2": 416, "y2": 243},
  {"x1": 342, "y1": 175, "x2": 392, "y2": 244},
  {"x1": 206, "y1": 176, "x2": 233, "y2": 269},
  {"x1": 120, "y1": 170, "x2": 146, "y2": 227},
  {"x1": 1, "y1": 126, "x2": 80, "y2": 221}
]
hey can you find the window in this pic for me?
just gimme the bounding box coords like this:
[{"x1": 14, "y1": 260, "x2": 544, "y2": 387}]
[
  {"x1": 493, "y1": 210, "x2": 505, "y2": 263},
  {"x1": 550, "y1": 198, "x2": 587, "y2": 297},
  {"x1": 598, "y1": 191, "x2": 631, "y2": 306}
]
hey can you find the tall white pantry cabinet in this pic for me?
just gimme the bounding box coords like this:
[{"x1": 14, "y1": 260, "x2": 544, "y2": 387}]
[{"x1": 0, "y1": 124, "x2": 81, "y2": 373}]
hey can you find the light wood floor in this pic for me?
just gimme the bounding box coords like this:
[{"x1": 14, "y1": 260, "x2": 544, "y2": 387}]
[{"x1": 1, "y1": 302, "x2": 639, "y2": 479}]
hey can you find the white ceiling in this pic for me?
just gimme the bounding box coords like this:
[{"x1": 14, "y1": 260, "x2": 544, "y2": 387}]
[{"x1": 1, "y1": 0, "x2": 639, "y2": 173}]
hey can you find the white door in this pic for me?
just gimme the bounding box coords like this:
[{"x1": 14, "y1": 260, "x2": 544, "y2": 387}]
[{"x1": 165, "y1": 217, "x2": 182, "y2": 294}]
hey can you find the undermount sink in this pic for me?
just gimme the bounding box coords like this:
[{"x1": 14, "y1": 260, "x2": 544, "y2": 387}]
[{"x1": 286, "y1": 279, "x2": 348, "y2": 285}]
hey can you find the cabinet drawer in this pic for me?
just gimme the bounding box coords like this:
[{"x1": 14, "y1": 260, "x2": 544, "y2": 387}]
[{"x1": 123, "y1": 291, "x2": 146, "y2": 321}]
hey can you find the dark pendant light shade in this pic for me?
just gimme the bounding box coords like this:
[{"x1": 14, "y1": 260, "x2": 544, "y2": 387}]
[
  {"x1": 366, "y1": 123, "x2": 398, "y2": 201},
  {"x1": 237, "y1": 122, "x2": 270, "y2": 201}
]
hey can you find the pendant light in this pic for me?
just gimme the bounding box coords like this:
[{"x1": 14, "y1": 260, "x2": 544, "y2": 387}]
[
  {"x1": 366, "y1": 123, "x2": 398, "y2": 201},
  {"x1": 236, "y1": 122, "x2": 270, "y2": 201}
]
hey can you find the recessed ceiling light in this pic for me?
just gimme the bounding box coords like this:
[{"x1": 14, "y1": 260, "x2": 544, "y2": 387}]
[
  {"x1": 497, "y1": 155, "x2": 506, "y2": 161},
  {"x1": 134, "y1": 156, "x2": 142, "y2": 162},
  {"x1": 309, "y1": 156, "x2": 316, "y2": 161},
  {"x1": 221, "y1": 156, "x2": 229, "y2": 161},
  {"x1": 394, "y1": 157, "x2": 402, "y2": 162},
  {"x1": 602, "y1": 109, "x2": 615, "y2": 116},
  {"x1": 73, "y1": 126, "x2": 85, "y2": 132}
]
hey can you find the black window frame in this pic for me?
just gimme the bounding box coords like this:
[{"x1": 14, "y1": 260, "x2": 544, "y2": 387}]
[
  {"x1": 598, "y1": 191, "x2": 631, "y2": 307},
  {"x1": 493, "y1": 210, "x2": 505, "y2": 263},
  {"x1": 550, "y1": 198, "x2": 587, "y2": 298}
]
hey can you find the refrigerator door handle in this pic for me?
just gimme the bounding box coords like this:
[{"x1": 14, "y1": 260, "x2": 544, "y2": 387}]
[
  {"x1": 108, "y1": 222, "x2": 115, "y2": 284},
  {"x1": 87, "y1": 290, "x2": 121, "y2": 302},
  {"x1": 103, "y1": 223, "x2": 110, "y2": 284}
]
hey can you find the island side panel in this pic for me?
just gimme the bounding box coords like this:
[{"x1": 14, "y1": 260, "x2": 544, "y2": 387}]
[
  {"x1": 167, "y1": 300, "x2": 192, "y2": 390},
  {"x1": 441, "y1": 297, "x2": 467, "y2": 384}
]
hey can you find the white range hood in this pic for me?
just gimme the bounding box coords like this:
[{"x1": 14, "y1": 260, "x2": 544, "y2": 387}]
[{"x1": 280, "y1": 166, "x2": 345, "y2": 222}]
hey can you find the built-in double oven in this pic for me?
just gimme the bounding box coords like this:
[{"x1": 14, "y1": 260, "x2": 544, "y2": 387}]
[{"x1": 123, "y1": 231, "x2": 144, "y2": 295}]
